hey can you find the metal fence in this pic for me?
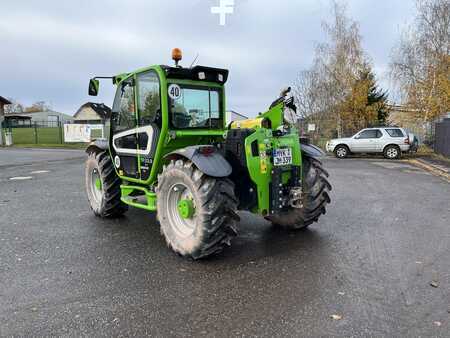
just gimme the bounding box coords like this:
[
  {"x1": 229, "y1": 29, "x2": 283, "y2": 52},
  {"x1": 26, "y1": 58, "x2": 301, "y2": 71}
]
[
  {"x1": 1, "y1": 120, "x2": 107, "y2": 145},
  {"x1": 1, "y1": 121, "x2": 65, "y2": 145},
  {"x1": 434, "y1": 118, "x2": 450, "y2": 157}
]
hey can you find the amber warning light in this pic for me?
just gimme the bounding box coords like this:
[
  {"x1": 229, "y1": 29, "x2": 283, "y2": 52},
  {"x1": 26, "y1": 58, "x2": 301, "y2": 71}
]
[{"x1": 172, "y1": 48, "x2": 182, "y2": 67}]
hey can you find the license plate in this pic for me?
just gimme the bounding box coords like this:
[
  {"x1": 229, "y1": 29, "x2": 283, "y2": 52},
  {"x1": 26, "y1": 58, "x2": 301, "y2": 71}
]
[{"x1": 273, "y1": 148, "x2": 292, "y2": 166}]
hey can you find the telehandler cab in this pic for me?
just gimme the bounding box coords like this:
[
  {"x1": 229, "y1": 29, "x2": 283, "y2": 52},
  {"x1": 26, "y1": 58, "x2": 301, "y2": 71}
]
[{"x1": 85, "y1": 49, "x2": 331, "y2": 259}]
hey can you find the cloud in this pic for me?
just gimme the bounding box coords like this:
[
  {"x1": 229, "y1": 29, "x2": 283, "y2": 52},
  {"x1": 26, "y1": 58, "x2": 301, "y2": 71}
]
[{"x1": 0, "y1": 0, "x2": 416, "y2": 116}]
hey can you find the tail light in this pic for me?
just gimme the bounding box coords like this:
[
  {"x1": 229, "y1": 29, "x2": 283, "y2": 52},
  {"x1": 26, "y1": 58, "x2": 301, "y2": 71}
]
[{"x1": 404, "y1": 138, "x2": 410, "y2": 145}]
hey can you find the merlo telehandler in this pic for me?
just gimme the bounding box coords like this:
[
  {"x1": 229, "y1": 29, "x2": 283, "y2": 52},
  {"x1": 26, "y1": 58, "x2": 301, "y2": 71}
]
[{"x1": 85, "y1": 49, "x2": 331, "y2": 259}]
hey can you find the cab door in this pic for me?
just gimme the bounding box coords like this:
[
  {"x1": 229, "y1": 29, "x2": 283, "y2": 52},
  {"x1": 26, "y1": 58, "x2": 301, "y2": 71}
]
[
  {"x1": 135, "y1": 70, "x2": 162, "y2": 181},
  {"x1": 110, "y1": 78, "x2": 140, "y2": 179}
]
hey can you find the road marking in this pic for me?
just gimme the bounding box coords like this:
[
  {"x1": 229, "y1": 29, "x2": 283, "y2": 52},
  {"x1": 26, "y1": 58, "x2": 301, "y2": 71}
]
[
  {"x1": 30, "y1": 170, "x2": 50, "y2": 174},
  {"x1": 9, "y1": 176, "x2": 33, "y2": 181}
]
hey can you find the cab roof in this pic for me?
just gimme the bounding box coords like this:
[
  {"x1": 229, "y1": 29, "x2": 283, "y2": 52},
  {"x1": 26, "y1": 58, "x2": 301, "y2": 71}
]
[
  {"x1": 113, "y1": 65, "x2": 229, "y2": 85},
  {"x1": 160, "y1": 65, "x2": 229, "y2": 84}
]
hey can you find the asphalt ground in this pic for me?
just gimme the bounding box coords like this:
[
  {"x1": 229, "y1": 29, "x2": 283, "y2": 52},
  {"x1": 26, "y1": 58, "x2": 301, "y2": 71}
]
[
  {"x1": 0, "y1": 148, "x2": 84, "y2": 167},
  {"x1": 1, "y1": 148, "x2": 449, "y2": 336}
]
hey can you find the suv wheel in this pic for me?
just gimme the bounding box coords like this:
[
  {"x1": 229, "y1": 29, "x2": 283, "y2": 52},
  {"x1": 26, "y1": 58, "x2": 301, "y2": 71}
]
[
  {"x1": 334, "y1": 145, "x2": 349, "y2": 159},
  {"x1": 384, "y1": 145, "x2": 400, "y2": 159}
]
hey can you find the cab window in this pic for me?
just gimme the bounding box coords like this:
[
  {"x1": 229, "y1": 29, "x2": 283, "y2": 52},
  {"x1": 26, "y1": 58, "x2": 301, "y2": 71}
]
[
  {"x1": 112, "y1": 80, "x2": 136, "y2": 132},
  {"x1": 137, "y1": 71, "x2": 161, "y2": 125},
  {"x1": 170, "y1": 86, "x2": 222, "y2": 129}
]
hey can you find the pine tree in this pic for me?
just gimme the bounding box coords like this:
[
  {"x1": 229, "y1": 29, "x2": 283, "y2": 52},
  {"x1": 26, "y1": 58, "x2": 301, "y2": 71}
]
[
  {"x1": 365, "y1": 71, "x2": 389, "y2": 125},
  {"x1": 340, "y1": 68, "x2": 390, "y2": 134}
]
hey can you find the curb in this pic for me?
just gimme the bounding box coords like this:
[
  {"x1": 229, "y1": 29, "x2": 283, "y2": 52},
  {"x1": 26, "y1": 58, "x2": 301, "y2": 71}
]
[{"x1": 406, "y1": 159, "x2": 450, "y2": 183}]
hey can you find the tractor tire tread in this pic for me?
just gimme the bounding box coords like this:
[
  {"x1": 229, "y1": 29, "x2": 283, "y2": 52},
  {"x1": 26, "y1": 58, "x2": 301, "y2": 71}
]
[
  {"x1": 85, "y1": 150, "x2": 128, "y2": 218},
  {"x1": 266, "y1": 154, "x2": 331, "y2": 229},
  {"x1": 157, "y1": 159, "x2": 238, "y2": 260}
]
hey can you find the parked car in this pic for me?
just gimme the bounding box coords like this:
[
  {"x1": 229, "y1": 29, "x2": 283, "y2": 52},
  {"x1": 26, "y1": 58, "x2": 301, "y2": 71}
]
[{"x1": 325, "y1": 127, "x2": 411, "y2": 159}]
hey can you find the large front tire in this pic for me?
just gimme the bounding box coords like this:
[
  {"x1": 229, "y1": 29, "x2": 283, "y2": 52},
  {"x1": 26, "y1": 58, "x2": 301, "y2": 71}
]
[
  {"x1": 85, "y1": 151, "x2": 128, "y2": 218},
  {"x1": 156, "y1": 159, "x2": 238, "y2": 259},
  {"x1": 266, "y1": 155, "x2": 331, "y2": 229},
  {"x1": 334, "y1": 145, "x2": 349, "y2": 159}
]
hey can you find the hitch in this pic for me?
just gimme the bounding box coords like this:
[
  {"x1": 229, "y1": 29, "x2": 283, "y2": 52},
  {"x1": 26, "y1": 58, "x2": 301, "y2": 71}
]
[
  {"x1": 270, "y1": 165, "x2": 302, "y2": 214},
  {"x1": 288, "y1": 187, "x2": 303, "y2": 209}
]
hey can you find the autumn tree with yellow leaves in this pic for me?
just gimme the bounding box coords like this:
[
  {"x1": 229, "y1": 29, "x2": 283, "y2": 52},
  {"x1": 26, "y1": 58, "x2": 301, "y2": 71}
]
[
  {"x1": 339, "y1": 68, "x2": 389, "y2": 135},
  {"x1": 390, "y1": 0, "x2": 449, "y2": 122}
]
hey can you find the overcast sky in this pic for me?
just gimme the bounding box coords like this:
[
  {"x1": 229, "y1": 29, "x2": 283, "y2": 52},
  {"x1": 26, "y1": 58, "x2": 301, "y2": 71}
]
[{"x1": 0, "y1": 0, "x2": 416, "y2": 117}]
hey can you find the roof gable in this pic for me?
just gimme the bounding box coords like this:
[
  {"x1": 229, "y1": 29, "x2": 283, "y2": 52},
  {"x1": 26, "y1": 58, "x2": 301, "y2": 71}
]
[
  {"x1": 75, "y1": 102, "x2": 111, "y2": 119},
  {"x1": 0, "y1": 96, "x2": 11, "y2": 105}
]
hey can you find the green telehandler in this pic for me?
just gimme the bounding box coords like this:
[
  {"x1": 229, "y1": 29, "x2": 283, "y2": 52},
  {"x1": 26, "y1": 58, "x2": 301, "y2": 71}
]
[{"x1": 85, "y1": 49, "x2": 332, "y2": 259}]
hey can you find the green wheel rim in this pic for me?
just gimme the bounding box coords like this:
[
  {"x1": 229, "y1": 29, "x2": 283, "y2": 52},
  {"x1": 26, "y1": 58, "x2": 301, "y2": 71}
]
[
  {"x1": 178, "y1": 199, "x2": 195, "y2": 219},
  {"x1": 90, "y1": 168, "x2": 103, "y2": 203},
  {"x1": 167, "y1": 183, "x2": 197, "y2": 237},
  {"x1": 95, "y1": 177, "x2": 102, "y2": 191}
]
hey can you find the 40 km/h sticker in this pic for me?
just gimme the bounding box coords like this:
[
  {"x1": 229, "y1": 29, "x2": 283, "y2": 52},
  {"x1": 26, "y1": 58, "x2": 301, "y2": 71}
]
[{"x1": 168, "y1": 84, "x2": 182, "y2": 100}]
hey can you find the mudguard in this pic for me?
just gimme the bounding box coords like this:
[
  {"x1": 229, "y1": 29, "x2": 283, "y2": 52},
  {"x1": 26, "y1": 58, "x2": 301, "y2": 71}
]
[
  {"x1": 85, "y1": 138, "x2": 108, "y2": 154},
  {"x1": 301, "y1": 143, "x2": 326, "y2": 158},
  {"x1": 165, "y1": 145, "x2": 232, "y2": 178}
]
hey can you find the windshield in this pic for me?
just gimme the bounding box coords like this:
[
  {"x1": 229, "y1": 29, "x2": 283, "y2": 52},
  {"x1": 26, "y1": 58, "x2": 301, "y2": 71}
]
[{"x1": 169, "y1": 85, "x2": 222, "y2": 129}]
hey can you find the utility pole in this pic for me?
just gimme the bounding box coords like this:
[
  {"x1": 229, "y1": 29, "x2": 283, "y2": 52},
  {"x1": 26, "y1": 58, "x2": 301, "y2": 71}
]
[
  {"x1": 0, "y1": 104, "x2": 5, "y2": 146},
  {"x1": 0, "y1": 97, "x2": 12, "y2": 146},
  {"x1": 0, "y1": 117, "x2": 3, "y2": 146}
]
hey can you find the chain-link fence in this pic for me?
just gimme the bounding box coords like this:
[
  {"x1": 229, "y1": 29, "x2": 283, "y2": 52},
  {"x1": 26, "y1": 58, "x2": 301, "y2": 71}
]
[
  {"x1": 297, "y1": 118, "x2": 344, "y2": 150},
  {"x1": 297, "y1": 115, "x2": 439, "y2": 151}
]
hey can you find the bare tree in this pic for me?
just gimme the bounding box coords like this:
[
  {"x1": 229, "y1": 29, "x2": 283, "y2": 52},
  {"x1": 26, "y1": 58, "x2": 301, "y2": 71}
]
[
  {"x1": 390, "y1": 0, "x2": 450, "y2": 121},
  {"x1": 293, "y1": 70, "x2": 319, "y2": 119},
  {"x1": 4, "y1": 98, "x2": 24, "y2": 115},
  {"x1": 294, "y1": 1, "x2": 373, "y2": 138},
  {"x1": 25, "y1": 101, "x2": 51, "y2": 113}
]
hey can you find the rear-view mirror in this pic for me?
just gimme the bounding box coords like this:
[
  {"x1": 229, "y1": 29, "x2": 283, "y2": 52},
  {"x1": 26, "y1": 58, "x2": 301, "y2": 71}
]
[{"x1": 88, "y1": 78, "x2": 99, "y2": 96}]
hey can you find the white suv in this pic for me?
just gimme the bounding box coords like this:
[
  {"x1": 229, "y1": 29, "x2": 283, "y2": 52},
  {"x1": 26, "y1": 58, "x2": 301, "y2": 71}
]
[{"x1": 326, "y1": 127, "x2": 411, "y2": 159}]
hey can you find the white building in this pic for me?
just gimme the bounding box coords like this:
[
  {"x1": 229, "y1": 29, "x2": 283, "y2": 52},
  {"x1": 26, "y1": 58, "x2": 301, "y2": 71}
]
[
  {"x1": 226, "y1": 110, "x2": 247, "y2": 125},
  {"x1": 73, "y1": 102, "x2": 111, "y2": 124}
]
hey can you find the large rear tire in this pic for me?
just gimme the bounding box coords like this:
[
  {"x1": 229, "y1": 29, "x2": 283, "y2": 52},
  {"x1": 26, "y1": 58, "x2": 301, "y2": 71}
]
[
  {"x1": 383, "y1": 144, "x2": 401, "y2": 159},
  {"x1": 85, "y1": 151, "x2": 128, "y2": 218},
  {"x1": 266, "y1": 155, "x2": 331, "y2": 229},
  {"x1": 156, "y1": 159, "x2": 238, "y2": 259}
]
